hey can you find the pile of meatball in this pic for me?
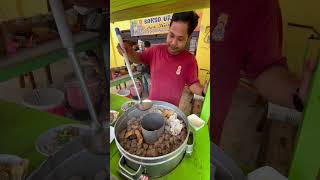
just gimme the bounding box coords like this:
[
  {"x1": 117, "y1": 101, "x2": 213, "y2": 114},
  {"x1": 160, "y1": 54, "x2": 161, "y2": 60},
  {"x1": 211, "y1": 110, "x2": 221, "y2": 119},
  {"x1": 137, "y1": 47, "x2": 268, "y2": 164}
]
[{"x1": 118, "y1": 109, "x2": 188, "y2": 157}]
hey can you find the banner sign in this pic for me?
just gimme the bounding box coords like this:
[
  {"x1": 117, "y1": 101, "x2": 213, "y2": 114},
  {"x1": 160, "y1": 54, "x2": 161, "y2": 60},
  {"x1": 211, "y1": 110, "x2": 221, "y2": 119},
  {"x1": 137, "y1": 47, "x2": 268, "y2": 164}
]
[
  {"x1": 130, "y1": 14, "x2": 172, "y2": 36},
  {"x1": 130, "y1": 12, "x2": 202, "y2": 36}
]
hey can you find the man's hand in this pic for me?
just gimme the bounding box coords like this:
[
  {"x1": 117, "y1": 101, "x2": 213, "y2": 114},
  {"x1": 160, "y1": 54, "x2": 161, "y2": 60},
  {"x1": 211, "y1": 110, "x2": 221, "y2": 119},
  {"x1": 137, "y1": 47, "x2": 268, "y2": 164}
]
[
  {"x1": 116, "y1": 42, "x2": 133, "y2": 57},
  {"x1": 254, "y1": 58, "x2": 318, "y2": 110},
  {"x1": 298, "y1": 58, "x2": 318, "y2": 103},
  {"x1": 189, "y1": 82, "x2": 205, "y2": 96},
  {"x1": 116, "y1": 41, "x2": 143, "y2": 64}
]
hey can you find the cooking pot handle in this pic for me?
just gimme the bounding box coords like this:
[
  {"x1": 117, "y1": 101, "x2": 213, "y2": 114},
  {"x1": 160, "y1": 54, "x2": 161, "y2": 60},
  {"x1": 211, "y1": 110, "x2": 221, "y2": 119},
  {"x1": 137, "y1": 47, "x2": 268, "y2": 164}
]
[
  {"x1": 119, "y1": 155, "x2": 145, "y2": 180},
  {"x1": 186, "y1": 131, "x2": 194, "y2": 156}
]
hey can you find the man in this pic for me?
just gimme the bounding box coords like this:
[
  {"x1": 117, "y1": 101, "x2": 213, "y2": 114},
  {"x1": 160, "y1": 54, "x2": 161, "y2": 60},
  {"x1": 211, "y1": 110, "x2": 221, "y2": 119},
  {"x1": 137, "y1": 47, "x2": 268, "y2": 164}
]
[
  {"x1": 118, "y1": 11, "x2": 205, "y2": 106},
  {"x1": 212, "y1": 0, "x2": 317, "y2": 144}
]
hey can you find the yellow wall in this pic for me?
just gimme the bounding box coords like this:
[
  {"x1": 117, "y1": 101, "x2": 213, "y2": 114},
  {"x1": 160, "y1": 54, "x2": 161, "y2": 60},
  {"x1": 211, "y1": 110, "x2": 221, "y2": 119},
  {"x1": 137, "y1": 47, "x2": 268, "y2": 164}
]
[
  {"x1": 280, "y1": 0, "x2": 320, "y2": 77},
  {"x1": 195, "y1": 8, "x2": 210, "y2": 85},
  {"x1": 110, "y1": 20, "x2": 130, "y2": 68},
  {"x1": 0, "y1": 0, "x2": 47, "y2": 20}
]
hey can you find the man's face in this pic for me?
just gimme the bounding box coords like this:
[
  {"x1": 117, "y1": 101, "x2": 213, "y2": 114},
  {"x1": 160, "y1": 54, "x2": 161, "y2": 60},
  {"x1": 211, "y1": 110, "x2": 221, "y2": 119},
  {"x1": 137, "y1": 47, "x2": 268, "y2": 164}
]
[{"x1": 166, "y1": 21, "x2": 190, "y2": 55}]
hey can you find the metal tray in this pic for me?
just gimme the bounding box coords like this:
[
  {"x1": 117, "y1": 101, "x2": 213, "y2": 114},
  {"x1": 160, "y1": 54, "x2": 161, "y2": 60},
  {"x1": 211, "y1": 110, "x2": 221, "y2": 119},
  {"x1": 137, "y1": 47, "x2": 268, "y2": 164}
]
[{"x1": 35, "y1": 124, "x2": 90, "y2": 156}]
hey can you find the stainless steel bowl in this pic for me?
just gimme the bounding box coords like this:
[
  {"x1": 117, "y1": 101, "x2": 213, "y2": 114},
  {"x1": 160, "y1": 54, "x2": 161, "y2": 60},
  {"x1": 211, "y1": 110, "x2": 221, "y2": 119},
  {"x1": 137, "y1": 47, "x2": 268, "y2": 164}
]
[
  {"x1": 114, "y1": 101, "x2": 194, "y2": 179},
  {"x1": 141, "y1": 112, "x2": 165, "y2": 144}
]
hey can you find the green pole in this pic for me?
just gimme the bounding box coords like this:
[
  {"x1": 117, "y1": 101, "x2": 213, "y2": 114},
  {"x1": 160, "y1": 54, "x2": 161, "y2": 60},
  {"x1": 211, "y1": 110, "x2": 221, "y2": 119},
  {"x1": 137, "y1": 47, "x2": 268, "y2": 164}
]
[
  {"x1": 200, "y1": 82, "x2": 210, "y2": 123},
  {"x1": 289, "y1": 45, "x2": 320, "y2": 179}
]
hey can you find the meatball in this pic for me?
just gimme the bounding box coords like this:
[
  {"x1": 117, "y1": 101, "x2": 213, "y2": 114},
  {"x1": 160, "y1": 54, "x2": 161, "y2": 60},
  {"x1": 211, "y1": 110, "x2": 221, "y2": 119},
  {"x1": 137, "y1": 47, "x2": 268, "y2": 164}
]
[{"x1": 143, "y1": 143, "x2": 149, "y2": 150}]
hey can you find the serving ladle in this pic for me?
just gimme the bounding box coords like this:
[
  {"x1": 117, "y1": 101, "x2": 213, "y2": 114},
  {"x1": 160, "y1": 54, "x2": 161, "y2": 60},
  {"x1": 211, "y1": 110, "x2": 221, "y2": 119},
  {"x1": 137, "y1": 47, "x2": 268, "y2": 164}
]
[{"x1": 115, "y1": 28, "x2": 153, "y2": 111}]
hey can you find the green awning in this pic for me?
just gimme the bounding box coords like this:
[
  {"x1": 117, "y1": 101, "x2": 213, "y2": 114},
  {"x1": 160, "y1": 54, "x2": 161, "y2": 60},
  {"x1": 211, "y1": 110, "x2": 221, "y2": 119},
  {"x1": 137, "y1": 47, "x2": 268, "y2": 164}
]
[{"x1": 110, "y1": 0, "x2": 209, "y2": 22}]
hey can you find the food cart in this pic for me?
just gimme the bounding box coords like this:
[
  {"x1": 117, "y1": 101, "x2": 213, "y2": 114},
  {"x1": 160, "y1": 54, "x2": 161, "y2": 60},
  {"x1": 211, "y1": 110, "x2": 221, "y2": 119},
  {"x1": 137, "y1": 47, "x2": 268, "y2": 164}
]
[{"x1": 109, "y1": 0, "x2": 211, "y2": 179}]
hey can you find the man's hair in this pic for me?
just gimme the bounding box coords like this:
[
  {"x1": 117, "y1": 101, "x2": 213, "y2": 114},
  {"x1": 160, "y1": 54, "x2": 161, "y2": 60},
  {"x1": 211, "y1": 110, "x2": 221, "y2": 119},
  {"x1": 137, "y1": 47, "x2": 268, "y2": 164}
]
[
  {"x1": 170, "y1": 11, "x2": 199, "y2": 36},
  {"x1": 144, "y1": 41, "x2": 151, "y2": 48}
]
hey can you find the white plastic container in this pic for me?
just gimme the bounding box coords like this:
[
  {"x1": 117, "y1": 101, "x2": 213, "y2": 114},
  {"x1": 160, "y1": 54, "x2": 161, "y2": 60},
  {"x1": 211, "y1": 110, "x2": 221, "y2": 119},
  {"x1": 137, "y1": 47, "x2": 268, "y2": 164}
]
[
  {"x1": 187, "y1": 114, "x2": 205, "y2": 131},
  {"x1": 117, "y1": 89, "x2": 130, "y2": 97},
  {"x1": 22, "y1": 88, "x2": 66, "y2": 116}
]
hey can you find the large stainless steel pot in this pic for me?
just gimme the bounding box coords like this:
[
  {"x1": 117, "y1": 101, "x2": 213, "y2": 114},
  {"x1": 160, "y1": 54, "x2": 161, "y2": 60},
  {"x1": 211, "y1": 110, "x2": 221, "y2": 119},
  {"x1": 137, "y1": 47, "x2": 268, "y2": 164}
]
[{"x1": 114, "y1": 101, "x2": 194, "y2": 179}]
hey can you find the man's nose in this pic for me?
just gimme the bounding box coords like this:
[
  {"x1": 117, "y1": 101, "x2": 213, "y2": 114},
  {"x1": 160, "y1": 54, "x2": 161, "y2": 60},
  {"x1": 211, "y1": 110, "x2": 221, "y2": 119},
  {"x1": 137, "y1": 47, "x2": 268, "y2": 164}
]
[{"x1": 171, "y1": 38, "x2": 177, "y2": 46}]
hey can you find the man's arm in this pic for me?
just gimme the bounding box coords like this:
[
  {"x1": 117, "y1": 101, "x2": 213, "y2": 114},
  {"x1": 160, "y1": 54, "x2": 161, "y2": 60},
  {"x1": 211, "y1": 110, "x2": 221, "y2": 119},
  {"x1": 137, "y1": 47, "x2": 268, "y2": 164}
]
[
  {"x1": 254, "y1": 59, "x2": 317, "y2": 109},
  {"x1": 253, "y1": 65, "x2": 299, "y2": 109},
  {"x1": 117, "y1": 43, "x2": 143, "y2": 64},
  {"x1": 245, "y1": 0, "x2": 303, "y2": 109}
]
